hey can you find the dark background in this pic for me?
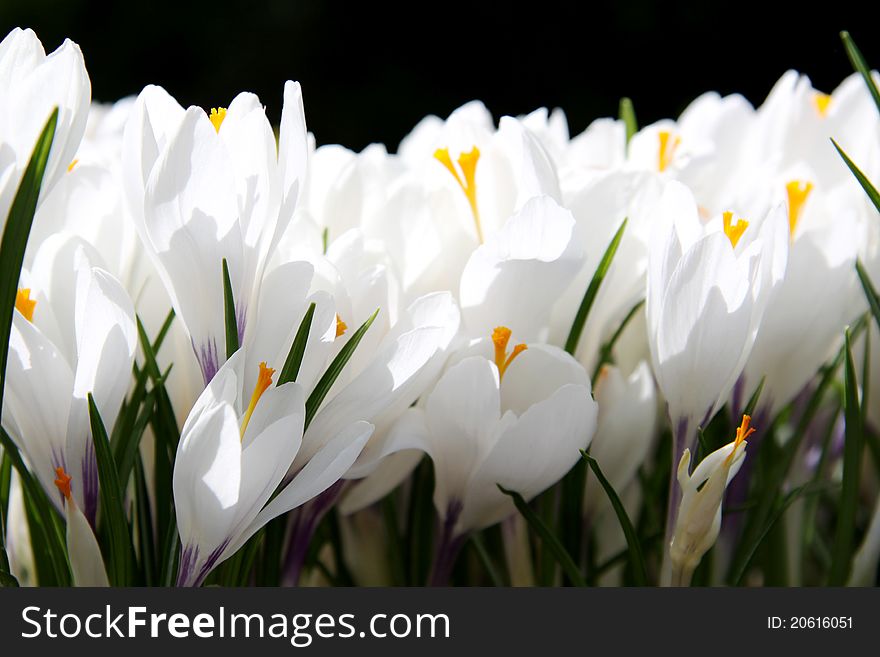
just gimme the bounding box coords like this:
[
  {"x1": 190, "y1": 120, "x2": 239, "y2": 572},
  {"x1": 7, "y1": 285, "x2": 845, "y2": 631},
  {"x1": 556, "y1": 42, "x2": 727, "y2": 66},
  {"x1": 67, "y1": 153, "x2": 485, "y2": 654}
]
[{"x1": 1, "y1": 0, "x2": 878, "y2": 152}]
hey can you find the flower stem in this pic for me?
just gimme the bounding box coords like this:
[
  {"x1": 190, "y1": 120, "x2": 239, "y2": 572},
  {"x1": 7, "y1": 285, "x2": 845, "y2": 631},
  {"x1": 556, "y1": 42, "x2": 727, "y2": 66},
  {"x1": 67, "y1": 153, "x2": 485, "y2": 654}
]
[{"x1": 427, "y1": 503, "x2": 465, "y2": 586}]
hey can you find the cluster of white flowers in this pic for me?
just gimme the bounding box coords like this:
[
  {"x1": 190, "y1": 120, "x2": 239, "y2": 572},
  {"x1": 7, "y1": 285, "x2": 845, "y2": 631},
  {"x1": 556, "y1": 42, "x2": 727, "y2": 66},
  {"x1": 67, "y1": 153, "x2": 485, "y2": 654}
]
[{"x1": 2, "y1": 27, "x2": 879, "y2": 587}]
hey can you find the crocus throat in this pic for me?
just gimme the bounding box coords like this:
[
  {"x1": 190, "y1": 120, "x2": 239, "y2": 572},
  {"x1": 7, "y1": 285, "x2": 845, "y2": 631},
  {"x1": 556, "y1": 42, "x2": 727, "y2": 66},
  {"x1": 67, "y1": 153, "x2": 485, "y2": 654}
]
[
  {"x1": 209, "y1": 107, "x2": 227, "y2": 132},
  {"x1": 240, "y1": 362, "x2": 275, "y2": 440},
  {"x1": 335, "y1": 314, "x2": 348, "y2": 338},
  {"x1": 54, "y1": 466, "x2": 72, "y2": 501},
  {"x1": 15, "y1": 288, "x2": 36, "y2": 322},
  {"x1": 785, "y1": 180, "x2": 813, "y2": 237},
  {"x1": 813, "y1": 92, "x2": 831, "y2": 117},
  {"x1": 724, "y1": 414, "x2": 756, "y2": 466},
  {"x1": 434, "y1": 146, "x2": 484, "y2": 244},
  {"x1": 658, "y1": 130, "x2": 681, "y2": 172},
  {"x1": 722, "y1": 211, "x2": 748, "y2": 248},
  {"x1": 492, "y1": 326, "x2": 527, "y2": 380}
]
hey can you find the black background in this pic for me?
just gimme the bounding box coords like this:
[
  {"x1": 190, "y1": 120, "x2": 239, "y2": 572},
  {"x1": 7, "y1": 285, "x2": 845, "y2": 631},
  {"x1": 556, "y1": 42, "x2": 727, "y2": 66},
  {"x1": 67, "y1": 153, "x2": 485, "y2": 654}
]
[{"x1": 1, "y1": 0, "x2": 878, "y2": 151}]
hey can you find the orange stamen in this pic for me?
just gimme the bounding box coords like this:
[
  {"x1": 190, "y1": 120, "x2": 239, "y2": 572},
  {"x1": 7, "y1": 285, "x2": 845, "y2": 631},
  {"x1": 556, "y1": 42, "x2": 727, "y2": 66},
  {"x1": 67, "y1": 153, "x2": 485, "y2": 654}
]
[
  {"x1": 54, "y1": 466, "x2": 72, "y2": 501},
  {"x1": 15, "y1": 288, "x2": 36, "y2": 322},
  {"x1": 434, "y1": 145, "x2": 484, "y2": 243},
  {"x1": 491, "y1": 326, "x2": 527, "y2": 380},
  {"x1": 722, "y1": 211, "x2": 749, "y2": 248},
  {"x1": 240, "y1": 362, "x2": 275, "y2": 439}
]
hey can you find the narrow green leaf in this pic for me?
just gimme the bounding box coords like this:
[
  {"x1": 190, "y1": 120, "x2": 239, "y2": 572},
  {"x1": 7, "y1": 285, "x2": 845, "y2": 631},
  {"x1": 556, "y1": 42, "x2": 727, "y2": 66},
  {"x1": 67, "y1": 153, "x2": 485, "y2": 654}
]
[
  {"x1": 133, "y1": 455, "x2": 156, "y2": 585},
  {"x1": 743, "y1": 376, "x2": 766, "y2": 418},
  {"x1": 222, "y1": 258, "x2": 238, "y2": 359},
  {"x1": 497, "y1": 484, "x2": 586, "y2": 587},
  {"x1": 0, "y1": 108, "x2": 58, "y2": 414},
  {"x1": 278, "y1": 302, "x2": 316, "y2": 385},
  {"x1": 857, "y1": 261, "x2": 880, "y2": 333},
  {"x1": 115, "y1": 387, "x2": 159, "y2": 488},
  {"x1": 305, "y1": 308, "x2": 379, "y2": 429},
  {"x1": 470, "y1": 532, "x2": 505, "y2": 587},
  {"x1": 829, "y1": 329, "x2": 864, "y2": 585},
  {"x1": 841, "y1": 31, "x2": 880, "y2": 115},
  {"x1": 832, "y1": 139, "x2": 880, "y2": 213},
  {"x1": 565, "y1": 219, "x2": 628, "y2": 355},
  {"x1": 322, "y1": 227, "x2": 329, "y2": 255},
  {"x1": 581, "y1": 452, "x2": 648, "y2": 585},
  {"x1": 731, "y1": 483, "x2": 828, "y2": 586},
  {"x1": 89, "y1": 393, "x2": 135, "y2": 586},
  {"x1": 619, "y1": 97, "x2": 638, "y2": 145}
]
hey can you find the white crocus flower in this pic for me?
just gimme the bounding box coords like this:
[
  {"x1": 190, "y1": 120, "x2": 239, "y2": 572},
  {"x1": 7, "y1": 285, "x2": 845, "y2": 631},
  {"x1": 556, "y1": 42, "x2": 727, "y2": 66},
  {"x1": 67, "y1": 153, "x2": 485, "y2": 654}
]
[
  {"x1": 123, "y1": 82, "x2": 307, "y2": 385},
  {"x1": 666, "y1": 415, "x2": 754, "y2": 586},
  {"x1": 53, "y1": 466, "x2": 109, "y2": 587},
  {"x1": 2, "y1": 236, "x2": 136, "y2": 524},
  {"x1": 0, "y1": 27, "x2": 90, "y2": 230},
  {"x1": 354, "y1": 328, "x2": 596, "y2": 583},
  {"x1": 172, "y1": 349, "x2": 372, "y2": 586},
  {"x1": 646, "y1": 180, "x2": 787, "y2": 448}
]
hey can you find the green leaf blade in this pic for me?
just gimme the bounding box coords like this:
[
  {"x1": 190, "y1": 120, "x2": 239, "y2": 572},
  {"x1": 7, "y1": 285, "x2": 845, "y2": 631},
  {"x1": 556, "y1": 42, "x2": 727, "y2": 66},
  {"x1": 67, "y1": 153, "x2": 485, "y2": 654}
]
[
  {"x1": 497, "y1": 484, "x2": 586, "y2": 587},
  {"x1": 222, "y1": 258, "x2": 239, "y2": 359},
  {"x1": 581, "y1": 452, "x2": 648, "y2": 585},
  {"x1": 278, "y1": 302, "x2": 316, "y2": 385},
  {"x1": 565, "y1": 218, "x2": 627, "y2": 355}
]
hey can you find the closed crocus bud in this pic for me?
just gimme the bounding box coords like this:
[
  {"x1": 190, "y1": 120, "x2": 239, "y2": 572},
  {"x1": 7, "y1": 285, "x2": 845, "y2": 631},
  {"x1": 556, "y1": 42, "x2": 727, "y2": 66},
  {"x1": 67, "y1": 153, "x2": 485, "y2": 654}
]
[
  {"x1": 584, "y1": 362, "x2": 657, "y2": 519},
  {"x1": 0, "y1": 27, "x2": 90, "y2": 231},
  {"x1": 665, "y1": 415, "x2": 755, "y2": 587},
  {"x1": 54, "y1": 467, "x2": 109, "y2": 587}
]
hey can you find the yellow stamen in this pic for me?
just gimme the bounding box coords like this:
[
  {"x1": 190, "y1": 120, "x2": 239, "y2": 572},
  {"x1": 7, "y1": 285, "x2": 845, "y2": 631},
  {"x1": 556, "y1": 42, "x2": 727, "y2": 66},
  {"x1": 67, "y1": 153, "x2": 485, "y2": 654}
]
[
  {"x1": 434, "y1": 145, "x2": 484, "y2": 243},
  {"x1": 209, "y1": 107, "x2": 227, "y2": 132},
  {"x1": 15, "y1": 288, "x2": 36, "y2": 322},
  {"x1": 491, "y1": 326, "x2": 527, "y2": 380},
  {"x1": 813, "y1": 92, "x2": 831, "y2": 117},
  {"x1": 785, "y1": 180, "x2": 813, "y2": 237},
  {"x1": 54, "y1": 466, "x2": 72, "y2": 501},
  {"x1": 725, "y1": 414, "x2": 756, "y2": 465},
  {"x1": 335, "y1": 314, "x2": 348, "y2": 338},
  {"x1": 240, "y1": 362, "x2": 275, "y2": 440},
  {"x1": 722, "y1": 211, "x2": 749, "y2": 248},
  {"x1": 658, "y1": 130, "x2": 681, "y2": 172},
  {"x1": 67, "y1": 159, "x2": 78, "y2": 173}
]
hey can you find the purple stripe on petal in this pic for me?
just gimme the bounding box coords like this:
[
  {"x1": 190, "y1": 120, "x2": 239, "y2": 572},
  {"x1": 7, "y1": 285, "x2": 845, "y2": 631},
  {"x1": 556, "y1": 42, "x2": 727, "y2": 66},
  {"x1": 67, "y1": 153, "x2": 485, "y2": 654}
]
[
  {"x1": 193, "y1": 337, "x2": 221, "y2": 386},
  {"x1": 236, "y1": 303, "x2": 248, "y2": 346},
  {"x1": 81, "y1": 439, "x2": 99, "y2": 528}
]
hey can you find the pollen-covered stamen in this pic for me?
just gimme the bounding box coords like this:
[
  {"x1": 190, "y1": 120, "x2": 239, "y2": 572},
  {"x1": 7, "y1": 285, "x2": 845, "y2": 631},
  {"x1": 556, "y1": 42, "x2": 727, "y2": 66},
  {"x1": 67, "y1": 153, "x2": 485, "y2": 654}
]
[
  {"x1": 209, "y1": 107, "x2": 227, "y2": 132},
  {"x1": 491, "y1": 326, "x2": 527, "y2": 380},
  {"x1": 240, "y1": 362, "x2": 275, "y2": 440},
  {"x1": 724, "y1": 414, "x2": 756, "y2": 465},
  {"x1": 785, "y1": 180, "x2": 814, "y2": 237},
  {"x1": 15, "y1": 288, "x2": 36, "y2": 322},
  {"x1": 54, "y1": 466, "x2": 72, "y2": 501},
  {"x1": 434, "y1": 145, "x2": 484, "y2": 244},
  {"x1": 722, "y1": 211, "x2": 749, "y2": 248},
  {"x1": 813, "y1": 92, "x2": 831, "y2": 117},
  {"x1": 67, "y1": 159, "x2": 79, "y2": 173},
  {"x1": 658, "y1": 130, "x2": 681, "y2": 172},
  {"x1": 335, "y1": 314, "x2": 348, "y2": 338}
]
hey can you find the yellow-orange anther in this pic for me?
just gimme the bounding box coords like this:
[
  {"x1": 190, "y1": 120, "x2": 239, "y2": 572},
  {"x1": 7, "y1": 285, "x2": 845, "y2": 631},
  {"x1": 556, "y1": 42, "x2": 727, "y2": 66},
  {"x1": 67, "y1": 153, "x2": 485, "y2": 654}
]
[
  {"x1": 725, "y1": 414, "x2": 756, "y2": 465},
  {"x1": 722, "y1": 211, "x2": 749, "y2": 248},
  {"x1": 785, "y1": 180, "x2": 814, "y2": 237},
  {"x1": 240, "y1": 362, "x2": 275, "y2": 439},
  {"x1": 434, "y1": 145, "x2": 484, "y2": 243},
  {"x1": 491, "y1": 326, "x2": 527, "y2": 380},
  {"x1": 658, "y1": 130, "x2": 681, "y2": 172},
  {"x1": 54, "y1": 466, "x2": 72, "y2": 501},
  {"x1": 209, "y1": 107, "x2": 227, "y2": 132},
  {"x1": 813, "y1": 92, "x2": 831, "y2": 117},
  {"x1": 67, "y1": 159, "x2": 79, "y2": 173},
  {"x1": 15, "y1": 288, "x2": 36, "y2": 322},
  {"x1": 335, "y1": 314, "x2": 348, "y2": 338}
]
